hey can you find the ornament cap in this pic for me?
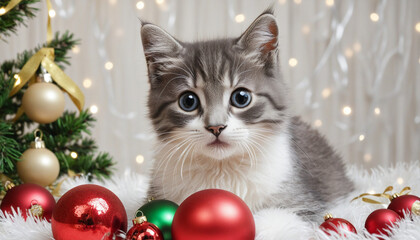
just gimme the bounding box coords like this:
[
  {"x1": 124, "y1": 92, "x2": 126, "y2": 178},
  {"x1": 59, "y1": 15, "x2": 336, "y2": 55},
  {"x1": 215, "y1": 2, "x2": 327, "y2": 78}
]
[
  {"x1": 4, "y1": 181, "x2": 15, "y2": 191},
  {"x1": 391, "y1": 193, "x2": 400, "y2": 200},
  {"x1": 324, "y1": 213, "x2": 333, "y2": 221},
  {"x1": 37, "y1": 66, "x2": 53, "y2": 83},
  {"x1": 133, "y1": 216, "x2": 148, "y2": 225},
  {"x1": 30, "y1": 129, "x2": 45, "y2": 149},
  {"x1": 29, "y1": 203, "x2": 44, "y2": 218},
  {"x1": 30, "y1": 138, "x2": 46, "y2": 149}
]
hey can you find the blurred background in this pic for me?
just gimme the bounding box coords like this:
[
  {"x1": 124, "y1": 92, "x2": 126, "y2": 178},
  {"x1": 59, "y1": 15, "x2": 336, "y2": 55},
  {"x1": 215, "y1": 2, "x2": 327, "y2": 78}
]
[{"x1": 1, "y1": 0, "x2": 419, "y2": 175}]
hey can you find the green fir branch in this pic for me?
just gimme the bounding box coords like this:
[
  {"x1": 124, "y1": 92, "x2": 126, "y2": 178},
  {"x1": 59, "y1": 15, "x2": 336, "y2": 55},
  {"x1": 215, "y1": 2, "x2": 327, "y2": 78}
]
[
  {"x1": 0, "y1": 0, "x2": 40, "y2": 39},
  {"x1": 1, "y1": 5, "x2": 114, "y2": 182},
  {"x1": 65, "y1": 152, "x2": 114, "y2": 181},
  {"x1": 23, "y1": 110, "x2": 116, "y2": 180},
  {"x1": 1, "y1": 31, "x2": 80, "y2": 78},
  {"x1": 0, "y1": 122, "x2": 21, "y2": 174}
]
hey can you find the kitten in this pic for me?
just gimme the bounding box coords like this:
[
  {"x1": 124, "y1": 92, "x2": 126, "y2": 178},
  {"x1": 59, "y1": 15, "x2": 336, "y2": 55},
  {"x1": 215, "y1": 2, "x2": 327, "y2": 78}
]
[{"x1": 140, "y1": 10, "x2": 354, "y2": 221}]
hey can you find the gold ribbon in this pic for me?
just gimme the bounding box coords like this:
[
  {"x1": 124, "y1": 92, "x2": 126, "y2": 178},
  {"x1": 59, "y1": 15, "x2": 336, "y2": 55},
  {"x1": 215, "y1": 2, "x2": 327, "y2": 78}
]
[
  {"x1": 0, "y1": 0, "x2": 22, "y2": 16},
  {"x1": 9, "y1": 47, "x2": 85, "y2": 112},
  {"x1": 352, "y1": 186, "x2": 411, "y2": 204},
  {"x1": 46, "y1": 0, "x2": 53, "y2": 44}
]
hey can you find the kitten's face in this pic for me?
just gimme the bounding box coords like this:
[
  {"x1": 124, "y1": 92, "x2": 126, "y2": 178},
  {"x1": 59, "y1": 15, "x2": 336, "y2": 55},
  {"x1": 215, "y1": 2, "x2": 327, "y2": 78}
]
[{"x1": 142, "y1": 12, "x2": 289, "y2": 161}]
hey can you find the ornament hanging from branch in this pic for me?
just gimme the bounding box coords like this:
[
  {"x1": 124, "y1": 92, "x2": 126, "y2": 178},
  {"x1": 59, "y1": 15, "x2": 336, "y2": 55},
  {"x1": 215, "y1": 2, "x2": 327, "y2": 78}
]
[
  {"x1": 21, "y1": 67, "x2": 65, "y2": 123},
  {"x1": 8, "y1": 0, "x2": 84, "y2": 124},
  {"x1": 17, "y1": 129, "x2": 60, "y2": 187}
]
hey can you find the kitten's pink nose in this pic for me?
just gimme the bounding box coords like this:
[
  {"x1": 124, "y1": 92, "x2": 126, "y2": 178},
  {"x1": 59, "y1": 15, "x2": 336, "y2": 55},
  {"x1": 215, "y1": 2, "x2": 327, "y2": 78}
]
[{"x1": 206, "y1": 125, "x2": 227, "y2": 137}]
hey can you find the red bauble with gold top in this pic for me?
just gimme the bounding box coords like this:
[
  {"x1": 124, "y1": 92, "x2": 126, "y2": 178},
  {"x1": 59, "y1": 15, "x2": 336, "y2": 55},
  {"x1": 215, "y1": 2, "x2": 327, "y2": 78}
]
[
  {"x1": 0, "y1": 183, "x2": 56, "y2": 221},
  {"x1": 125, "y1": 216, "x2": 163, "y2": 240},
  {"x1": 388, "y1": 195, "x2": 420, "y2": 218},
  {"x1": 319, "y1": 214, "x2": 357, "y2": 236}
]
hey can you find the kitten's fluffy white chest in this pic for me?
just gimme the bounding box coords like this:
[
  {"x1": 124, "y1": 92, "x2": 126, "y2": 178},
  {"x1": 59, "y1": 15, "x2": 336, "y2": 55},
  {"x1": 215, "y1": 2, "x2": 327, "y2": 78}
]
[{"x1": 151, "y1": 133, "x2": 293, "y2": 211}]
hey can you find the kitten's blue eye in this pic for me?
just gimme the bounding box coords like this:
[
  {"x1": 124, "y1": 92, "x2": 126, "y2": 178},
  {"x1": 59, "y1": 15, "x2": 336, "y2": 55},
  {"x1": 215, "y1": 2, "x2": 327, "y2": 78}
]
[
  {"x1": 231, "y1": 88, "x2": 252, "y2": 108},
  {"x1": 179, "y1": 92, "x2": 199, "y2": 112}
]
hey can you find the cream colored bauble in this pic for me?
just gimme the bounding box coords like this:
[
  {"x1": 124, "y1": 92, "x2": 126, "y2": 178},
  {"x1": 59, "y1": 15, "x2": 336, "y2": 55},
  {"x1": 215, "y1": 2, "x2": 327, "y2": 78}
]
[
  {"x1": 22, "y1": 82, "x2": 65, "y2": 124},
  {"x1": 17, "y1": 132, "x2": 60, "y2": 187}
]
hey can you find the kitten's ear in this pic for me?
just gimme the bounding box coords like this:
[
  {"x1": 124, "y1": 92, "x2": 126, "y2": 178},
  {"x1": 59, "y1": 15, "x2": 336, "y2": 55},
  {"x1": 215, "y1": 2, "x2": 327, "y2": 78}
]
[
  {"x1": 140, "y1": 23, "x2": 183, "y2": 63},
  {"x1": 235, "y1": 11, "x2": 279, "y2": 63}
]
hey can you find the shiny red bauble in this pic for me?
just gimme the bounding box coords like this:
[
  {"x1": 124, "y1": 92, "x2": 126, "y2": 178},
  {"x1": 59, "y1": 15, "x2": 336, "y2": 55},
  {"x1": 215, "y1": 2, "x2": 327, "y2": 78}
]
[
  {"x1": 388, "y1": 195, "x2": 420, "y2": 218},
  {"x1": 319, "y1": 214, "x2": 357, "y2": 236},
  {"x1": 365, "y1": 209, "x2": 401, "y2": 237},
  {"x1": 126, "y1": 216, "x2": 163, "y2": 240},
  {"x1": 51, "y1": 184, "x2": 127, "y2": 240},
  {"x1": 0, "y1": 183, "x2": 56, "y2": 221},
  {"x1": 171, "y1": 189, "x2": 255, "y2": 240}
]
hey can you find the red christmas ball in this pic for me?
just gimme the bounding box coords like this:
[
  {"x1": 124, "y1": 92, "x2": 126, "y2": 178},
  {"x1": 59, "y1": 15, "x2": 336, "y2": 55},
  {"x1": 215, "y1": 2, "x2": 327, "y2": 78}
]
[
  {"x1": 126, "y1": 216, "x2": 163, "y2": 240},
  {"x1": 365, "y1": 209, "x2": 401, "y2": 237},
  {"x1": 388, "y1": 195, "x2": 420, "y2": 218},
  {"x1": 51, "y1": 184, "x2": 127, "y2": 240},
  {"x1": 319, "y1": 214, "x2": 357, "y2": 236},
  {"x1": 0, "y1": 183, "x2": 56, "y2": 221},
  {"x1": 171, "y1": 189, "x2": 255, "y2": 240}
]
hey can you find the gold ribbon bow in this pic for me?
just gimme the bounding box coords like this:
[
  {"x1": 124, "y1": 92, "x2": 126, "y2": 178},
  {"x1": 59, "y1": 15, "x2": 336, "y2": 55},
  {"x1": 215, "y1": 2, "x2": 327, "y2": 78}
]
[
  {"x1": 352, "y1": 186, "x2": 411, "y2": 204},
  {"x1": 9, "y1": 48, "x2": 85, "y2": 116},
  {"x1": 0, "y1": 0, "x2": 22, "y2": 16},
  {"x1": 8, "y1": 0, "x2": 84, "y2": 121}
]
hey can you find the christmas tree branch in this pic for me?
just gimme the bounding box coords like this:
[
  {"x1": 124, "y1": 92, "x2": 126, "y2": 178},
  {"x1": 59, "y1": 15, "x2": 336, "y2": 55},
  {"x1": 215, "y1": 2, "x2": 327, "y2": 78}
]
[
  {"x1": 0, "y1": 0, "x2": 40, "y2": 39},
  {"x1": 0, "y1": 31, "x2": 80, "y2": 147},
  {"x1": 29, "y1": 110, "x2": 116, "y2": 180},
  {"x1": 0, "y1": 30, "x2": 114, "y2": 182},
  {"x1": 0, "y1": 122, "x2": 21, "y2": 173},
  {"x1": 1, "y1": 31, "x2": 80, "y2": 79}
]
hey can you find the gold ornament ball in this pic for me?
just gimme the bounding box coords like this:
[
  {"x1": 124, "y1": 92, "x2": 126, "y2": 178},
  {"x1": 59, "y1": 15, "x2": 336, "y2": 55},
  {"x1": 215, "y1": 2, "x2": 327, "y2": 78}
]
[
  {"x1": 17, "y1": 148, "x2": 60, "y2": 187},
  {"x1": 22, "y1": 82, "x2": 65, "y2": 124}
]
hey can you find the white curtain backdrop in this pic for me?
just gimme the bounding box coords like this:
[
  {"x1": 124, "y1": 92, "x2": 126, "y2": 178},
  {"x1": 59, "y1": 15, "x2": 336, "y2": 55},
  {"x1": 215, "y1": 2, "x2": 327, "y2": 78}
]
[{"x1": 1, "y1": 0, "x2": 419, "y2": 176}]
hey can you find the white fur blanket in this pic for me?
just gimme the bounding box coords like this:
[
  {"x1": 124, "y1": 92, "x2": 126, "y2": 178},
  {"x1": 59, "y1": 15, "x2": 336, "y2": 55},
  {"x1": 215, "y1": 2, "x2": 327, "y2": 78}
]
[{"x1": 1, "y1": 163, "x2": 419, "y2": 240}]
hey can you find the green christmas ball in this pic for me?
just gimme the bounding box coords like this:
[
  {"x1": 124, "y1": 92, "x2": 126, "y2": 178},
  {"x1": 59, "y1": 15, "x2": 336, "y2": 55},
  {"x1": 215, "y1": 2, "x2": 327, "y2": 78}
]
[{"x1": 137, "y1": 199, "x2": 179, "y2": 240}]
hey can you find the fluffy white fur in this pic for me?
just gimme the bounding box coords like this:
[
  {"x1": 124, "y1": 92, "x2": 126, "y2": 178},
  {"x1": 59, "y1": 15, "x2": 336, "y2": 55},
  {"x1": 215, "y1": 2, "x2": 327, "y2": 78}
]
[
  {"x1": 1, "y1": 162, "x2": 420, "y2": 240},
  {"x1": 152, "y1": 115, "x2": 293, "y2": 211}
]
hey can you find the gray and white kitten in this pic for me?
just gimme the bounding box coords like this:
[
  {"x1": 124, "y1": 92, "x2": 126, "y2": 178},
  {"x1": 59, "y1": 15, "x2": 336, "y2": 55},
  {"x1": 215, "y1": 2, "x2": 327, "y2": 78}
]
[{"x1": 140, "y1": 10, "x2": 354, "y2": 221}]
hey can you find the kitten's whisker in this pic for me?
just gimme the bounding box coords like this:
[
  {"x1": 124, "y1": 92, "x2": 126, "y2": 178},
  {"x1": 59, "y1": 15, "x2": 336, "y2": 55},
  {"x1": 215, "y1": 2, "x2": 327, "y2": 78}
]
[
  {"x1": 165, "y1": 137, "x2": 193, "y2": 167},
  {"x1": 177, "y1": 138, "x2": 196, "y2": 180},
  {"x1": 160, "y1": 137, "x2": 192, "y2": 196},
  {"x1": 154, "y1": 134, "x2": 190, "y2": 158},
  {"x1": 240, "y1": 141, "x2": 255, "y2": 169},
  {"x1": 154, "y1": 135, "x2": 191, "y2": 178},
  {"x1": 247, "y1": 137, "x2": 268, "y2": 160}
]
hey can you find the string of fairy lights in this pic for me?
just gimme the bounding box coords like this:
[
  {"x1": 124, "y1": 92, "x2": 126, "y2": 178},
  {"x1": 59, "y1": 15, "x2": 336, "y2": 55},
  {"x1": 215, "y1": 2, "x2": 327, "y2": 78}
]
[{"x1": 35, "y1": 0, "x2": 420, "y2": 182}]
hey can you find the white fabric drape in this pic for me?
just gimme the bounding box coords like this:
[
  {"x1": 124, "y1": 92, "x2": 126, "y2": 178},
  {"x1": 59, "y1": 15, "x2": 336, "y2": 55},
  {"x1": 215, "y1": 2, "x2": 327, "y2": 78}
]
[{"x1": 1, "y1": 0, "x2": 419, "y2": 175}]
